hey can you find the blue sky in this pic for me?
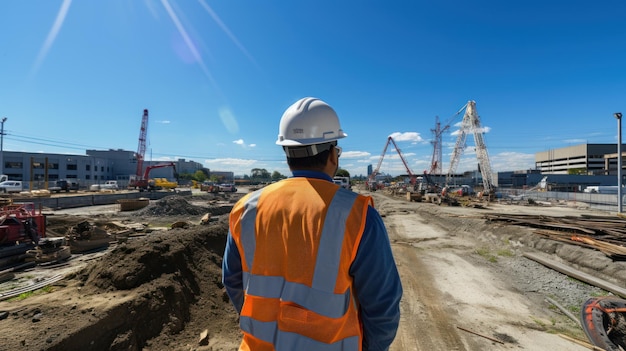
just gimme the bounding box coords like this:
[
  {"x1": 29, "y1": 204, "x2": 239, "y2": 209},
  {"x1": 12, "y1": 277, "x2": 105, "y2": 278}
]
[{"x1": 1, "y1": 1, "x2": 625, "y2": 178}]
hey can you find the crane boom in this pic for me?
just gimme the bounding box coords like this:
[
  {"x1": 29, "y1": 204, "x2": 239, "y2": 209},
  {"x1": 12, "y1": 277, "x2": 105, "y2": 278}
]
[
  {"x1": 129, "y1": 162, "x2": 177, "y2": 191},
  {"x1": 429, "y1": 103, "x2": 466, "y2": 175},
  {"x1": 370, "y1": 136, "x2": 417, "y2": 185},
  {"x1": 135, "y1": 109, "x2": 149, "y2": 178},
  {"x1": 429, "y1": 116, "x2": 450, "y2": 174},
  {"x1": 446, "y1": 101, "x2": 496, "y2": 194}
]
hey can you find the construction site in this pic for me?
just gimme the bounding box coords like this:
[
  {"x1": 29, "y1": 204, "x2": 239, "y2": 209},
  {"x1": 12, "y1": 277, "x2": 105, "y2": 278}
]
[
  {"x1": 1, "y1": 102, "x2": 626, "y2": 350},
  {"x1": 356, "y1": 102, "x2": 508, "y2": 217},
  {"x1": 0, "y1": 182, "x2": 625, "y2": 350}
]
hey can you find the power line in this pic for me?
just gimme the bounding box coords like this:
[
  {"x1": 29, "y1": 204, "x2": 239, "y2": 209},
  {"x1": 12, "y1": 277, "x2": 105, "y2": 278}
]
[{"x1": 6, "y1": 133, "x2": 113, "y2": 151}]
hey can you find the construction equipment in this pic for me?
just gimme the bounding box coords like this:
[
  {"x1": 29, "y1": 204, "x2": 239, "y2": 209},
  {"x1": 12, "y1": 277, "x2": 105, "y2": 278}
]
[
  {"x1": 128, "y1": 162, "x2": 178, "y2": 191},
  {"x1": 200, "y1": 181, "x2": 219, "y2": 193},
  {"x1": 429, "y1": 116, "x2": 450, "y2": 175},
  {"x1": 369, "y1": 136, "x2": 418, "y2": 191},
  {"x1": 134, "y1": 109, "x2": 149, "y2": 184},
  {"x1": 429, "y1": 104, "x2": 467, "y2": 175},
  {"x1": 0, "y1": 202, "x2": 48, "y2": 270},
  {"x1": 153, "y1": 178, "x2": 178, "y2": 190},
  {"x1": 127, "y1": 109, "x2": 178, "y2": 191},
  {"x1": 446, "y1": 101, "x2": 496, "y2": 197}
]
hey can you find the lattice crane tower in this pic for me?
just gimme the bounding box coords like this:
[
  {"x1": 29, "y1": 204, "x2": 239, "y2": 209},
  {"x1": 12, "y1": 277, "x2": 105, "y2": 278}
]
[
  {"x1": 429, "y1": 116, "x2": 450, "y2": 174},
  {"x1": 135, "y1": 109, "x2": 149, "y2": 179},
  {"x1": 446, "y1": 101, "x2": 496, "y2": 194}
]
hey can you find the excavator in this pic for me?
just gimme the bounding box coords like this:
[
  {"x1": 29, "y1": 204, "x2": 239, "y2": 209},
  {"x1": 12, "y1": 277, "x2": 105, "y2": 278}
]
[{"x1": 128, "y1": 162, "x2": 178, "y2": 192}]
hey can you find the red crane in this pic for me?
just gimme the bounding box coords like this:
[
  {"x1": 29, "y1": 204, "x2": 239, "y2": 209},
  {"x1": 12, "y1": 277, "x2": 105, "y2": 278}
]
[
  {"x1": 129, "y1": 162, "x2": 177, "y2": 191},
  {"x1": 369, "y1": 136, "x2": 417, "y2": 189},
  {"x1": 135, "y1": 109, "x2": 149, "y2": 179}
]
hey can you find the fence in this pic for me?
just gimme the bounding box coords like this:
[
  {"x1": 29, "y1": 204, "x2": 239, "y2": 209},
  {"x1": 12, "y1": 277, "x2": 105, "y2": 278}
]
[{"x1": 500, "y1": 190, "x2": 623, "y2": 213}]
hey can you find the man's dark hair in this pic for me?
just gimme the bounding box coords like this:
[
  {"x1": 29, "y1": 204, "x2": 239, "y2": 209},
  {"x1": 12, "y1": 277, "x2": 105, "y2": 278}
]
[{"x1": 285, "y1": 143, "x2": 334, "y2": 170}]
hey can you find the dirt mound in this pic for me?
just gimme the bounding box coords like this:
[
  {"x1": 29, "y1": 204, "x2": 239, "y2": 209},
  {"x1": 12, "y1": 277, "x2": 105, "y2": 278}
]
[
  {"x1": 0, "y1": 219, "x2": 242, "y2": 351},
  {"x1": 126, "y1": 195, "x2": 238, "y2": 219},
  {"x1": 135, "y1": 195, "x2": 210, "y2": 216}
]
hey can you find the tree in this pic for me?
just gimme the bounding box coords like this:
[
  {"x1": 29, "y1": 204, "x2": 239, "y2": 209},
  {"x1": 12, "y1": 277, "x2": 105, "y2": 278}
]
[
  {"x1": 271, "y1": 171, "x2": 285, "y2": 181},
  {"x1": 251, "y1": 168, "x2": 271, "y2": 179},
  {"x1": 336, "y1": 168, "x2": 350, "y2": 178},
  {"x1": 250, "y1": 168, "x2": 271, "y2": 184},
  {"x1": 193, "y1": 170, "x2": 207, "y2": 182},
  {"x1": 567, "y1": 168, "x2": 587, "y2": 175}
]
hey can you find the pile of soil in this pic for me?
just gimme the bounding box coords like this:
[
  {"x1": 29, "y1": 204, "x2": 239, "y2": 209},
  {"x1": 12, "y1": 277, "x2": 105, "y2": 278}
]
[
  {"x1": 134, "y1": 195, "x2": 211, "y2": 217},
  {"x1": 0, "y1": 197, "x2": 243, "y2": 351}
]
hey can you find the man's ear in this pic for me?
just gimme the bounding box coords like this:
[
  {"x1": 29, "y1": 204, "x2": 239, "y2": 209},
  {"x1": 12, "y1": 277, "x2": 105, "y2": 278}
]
[
  {"x1": 328, "y1": 147, "x2": 339, "y2": 167},
  {"x1": 328, "y1": 148, "x2": 339, "y2": 169}
]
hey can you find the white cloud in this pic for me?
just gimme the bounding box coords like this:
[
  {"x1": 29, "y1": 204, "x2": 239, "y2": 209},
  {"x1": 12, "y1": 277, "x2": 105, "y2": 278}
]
[
  {"x1": 489, "y1": 152, "x2": 535, "y2": 173},
  {"x1": 232, "y1": 139, "x2": 256, "y2": 148},
  {"x1": 389, "y1": 132, "x2": 423, "y2": 143},
  {"x1": 204, "y1": 157, "x2": 256, "y2": 166},
  {"x1": 563, "y1": 138, "x2": 587, "y2": 144},
  {"x1": 342, "y1": 150, "x2": 370, "y2": 158}
]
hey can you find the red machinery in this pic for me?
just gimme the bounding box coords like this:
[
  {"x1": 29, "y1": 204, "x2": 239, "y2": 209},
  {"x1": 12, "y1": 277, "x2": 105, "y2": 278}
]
[
  {"x1": 0, "y1": 202, "x2": 46, "y2": 245},
  {"x1": 128, "y1": 162, "x2": 178, "y2": 191},
  {"x1": 0, "y1": 202, "x2": 47, "y2": 269},
  {"x1": 128, "y1": 110, "x2": 179, "y2": 191}
]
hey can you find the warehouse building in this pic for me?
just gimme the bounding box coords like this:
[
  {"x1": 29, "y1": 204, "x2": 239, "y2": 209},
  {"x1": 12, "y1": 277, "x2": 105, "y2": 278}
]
[
  {"x1": 1, "y1": 149, "x2": 207, "y2": 190},
  {"x1": 535, "y1": 143, "x2": 625, "y2": 175}
]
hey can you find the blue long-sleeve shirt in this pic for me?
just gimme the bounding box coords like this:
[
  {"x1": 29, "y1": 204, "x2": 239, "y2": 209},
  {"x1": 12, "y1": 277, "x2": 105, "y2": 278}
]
[{"x1": 222, "y1": 171, "x2": 402, "y2": 351}]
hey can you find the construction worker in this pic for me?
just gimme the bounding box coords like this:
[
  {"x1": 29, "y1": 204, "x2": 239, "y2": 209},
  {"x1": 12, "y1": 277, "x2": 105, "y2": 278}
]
[{"x1": 222, "y1": 97, "x2": 402, "y2": 350}]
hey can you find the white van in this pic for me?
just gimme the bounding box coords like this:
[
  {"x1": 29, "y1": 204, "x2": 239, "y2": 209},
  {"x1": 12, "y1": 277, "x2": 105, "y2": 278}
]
[
  {"x1": 0, "y1": 180, "x2": 23, "y2": 193},
  {"x1": 333, "y1": 177, "x2": 351, "y2": 189}
]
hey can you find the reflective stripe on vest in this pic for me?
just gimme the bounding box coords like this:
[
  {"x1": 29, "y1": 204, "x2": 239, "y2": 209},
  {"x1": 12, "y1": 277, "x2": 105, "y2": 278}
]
[
  {"x1": 240, "y1": 190, "x2": 261, "y2": 285},
  {"x1": 238, "y1": 187, "x2": 359, "y2": 348},
  {"x1": 240, "y1": 316, "x2": 360, "y2": 351}
]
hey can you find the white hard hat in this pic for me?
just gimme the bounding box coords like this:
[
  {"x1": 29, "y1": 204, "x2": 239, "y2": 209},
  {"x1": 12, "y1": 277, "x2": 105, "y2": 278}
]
[{"x1": 276, "y1": 97, "x2": 347, "y2": 147}]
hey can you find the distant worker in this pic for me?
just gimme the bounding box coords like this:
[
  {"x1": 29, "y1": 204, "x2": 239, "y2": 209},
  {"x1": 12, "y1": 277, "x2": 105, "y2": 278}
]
[{"x1": 223, "y1": 97, "x2": 402, "y2": 350}]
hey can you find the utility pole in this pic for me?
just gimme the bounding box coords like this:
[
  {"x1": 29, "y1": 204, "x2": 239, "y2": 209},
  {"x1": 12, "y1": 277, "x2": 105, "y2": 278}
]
[
  {"x1": 0, "y1": 117, "x2": 6, "y2": 176},
  {"x1": 615, "y1": 112, "x2": 623, "y2": 213}
]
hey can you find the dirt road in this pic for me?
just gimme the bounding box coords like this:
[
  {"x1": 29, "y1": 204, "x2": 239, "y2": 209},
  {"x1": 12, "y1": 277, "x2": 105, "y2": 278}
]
[{"x1": 371, "y1": 191, "x2": 599, "y2": 350}]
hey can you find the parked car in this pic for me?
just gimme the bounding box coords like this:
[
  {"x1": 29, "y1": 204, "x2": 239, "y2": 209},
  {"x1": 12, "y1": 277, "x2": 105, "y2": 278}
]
[
  {"x1": 90, "y1": 180, "x2": 119, "y2": 191},
  {"x1": 218, "y1": 183, "x2": 237, "y2": 192},
  {"x1": 49, "y1": 179, "x2": 80, "y2": 193},
  {"x1": 0, "y1": 181, "x2": 23, "y2": 193},
  {"x1": 333, "y1": 176, "x2": 351, "y2": 189}
]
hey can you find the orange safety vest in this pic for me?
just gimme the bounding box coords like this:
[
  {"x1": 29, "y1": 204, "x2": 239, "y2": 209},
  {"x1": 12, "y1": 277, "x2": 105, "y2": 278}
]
[{"x1": 229, "y1": 178, "x2": 373, "y2": 351}]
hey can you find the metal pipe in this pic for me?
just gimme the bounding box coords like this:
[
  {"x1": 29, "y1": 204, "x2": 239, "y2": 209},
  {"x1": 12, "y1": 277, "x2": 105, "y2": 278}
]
[
  {"x1": 0, "y1": 117, "x2": 6, "y2": 176},
  {"x1": 615, "y1": 112, "x2": 623, "y2": 213}
]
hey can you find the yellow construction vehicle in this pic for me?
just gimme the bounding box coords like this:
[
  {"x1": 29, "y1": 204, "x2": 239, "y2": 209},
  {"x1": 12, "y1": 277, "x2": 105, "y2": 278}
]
[{"x1": 152, "y1": 178, "x2": 178, "y2": 190}]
